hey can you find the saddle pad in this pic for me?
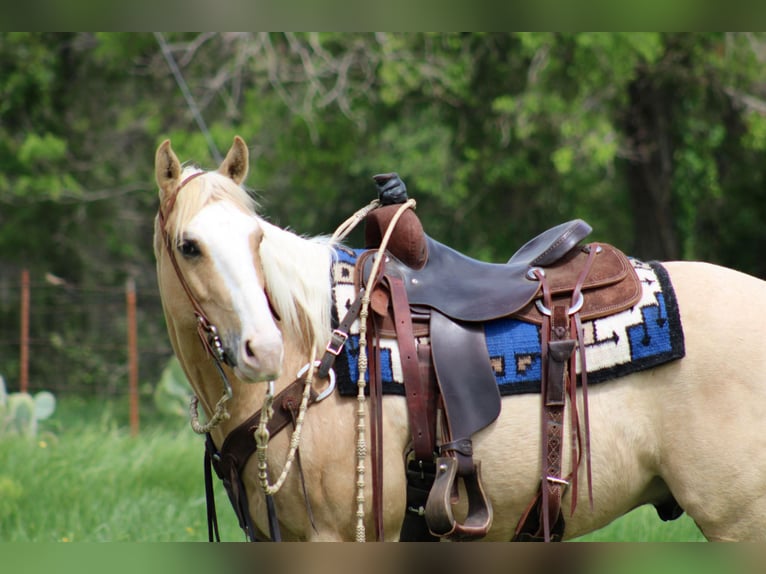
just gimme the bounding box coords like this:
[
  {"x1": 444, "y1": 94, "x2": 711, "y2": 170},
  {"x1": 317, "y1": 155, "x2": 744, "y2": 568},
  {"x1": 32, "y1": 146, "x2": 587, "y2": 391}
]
[
  {"x1": 330, "y1": 247, "x2": 685, "y2": 397},
  {"x1": 485, "y1": 259, "x2": 685, "y2": 395}
]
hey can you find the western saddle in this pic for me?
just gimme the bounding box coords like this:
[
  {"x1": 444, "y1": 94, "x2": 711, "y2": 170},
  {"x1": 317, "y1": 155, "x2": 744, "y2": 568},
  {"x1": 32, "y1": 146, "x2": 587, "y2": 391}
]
[{"x1": 359, "y1": 192, "x2": 641, "y2": 542}]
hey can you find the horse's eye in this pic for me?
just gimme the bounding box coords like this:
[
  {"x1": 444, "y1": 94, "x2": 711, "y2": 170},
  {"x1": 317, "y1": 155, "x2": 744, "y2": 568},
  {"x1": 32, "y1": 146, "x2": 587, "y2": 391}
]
[{"x1": 178, "y1": 239, "x2": 201, "y2": 258}]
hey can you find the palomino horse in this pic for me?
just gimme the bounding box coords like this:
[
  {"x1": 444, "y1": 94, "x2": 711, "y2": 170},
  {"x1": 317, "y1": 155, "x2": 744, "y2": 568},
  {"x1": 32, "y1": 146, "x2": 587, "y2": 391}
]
[{"x1": 154, "y1": 136, "x2": 766, "y2": 542}]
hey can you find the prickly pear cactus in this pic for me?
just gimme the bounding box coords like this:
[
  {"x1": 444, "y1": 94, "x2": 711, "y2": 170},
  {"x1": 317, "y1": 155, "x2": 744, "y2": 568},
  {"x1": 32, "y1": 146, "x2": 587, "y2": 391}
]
[
  {"x1": 153, "y1": 357, "x2": 192, "y2": 418},
  {"x1": 0, "y1": 375, "x2": 56, "y2": 438}
]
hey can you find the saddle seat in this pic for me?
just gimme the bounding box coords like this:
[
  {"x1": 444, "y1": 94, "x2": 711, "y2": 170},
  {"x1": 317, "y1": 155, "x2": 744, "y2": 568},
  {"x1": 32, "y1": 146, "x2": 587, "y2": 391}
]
[
  {"x1": 363, "y1": 206, "x2": 639, "y2": 324},
  {"x1": 364, "y1": 207, "x2": 594, "y2": 322}
]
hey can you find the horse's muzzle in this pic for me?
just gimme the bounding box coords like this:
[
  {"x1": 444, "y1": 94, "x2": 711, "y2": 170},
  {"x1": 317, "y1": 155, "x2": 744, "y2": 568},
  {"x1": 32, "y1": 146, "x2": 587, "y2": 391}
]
[{"x1": 235, "y1": 334, "x2": 284, "y2": 382}]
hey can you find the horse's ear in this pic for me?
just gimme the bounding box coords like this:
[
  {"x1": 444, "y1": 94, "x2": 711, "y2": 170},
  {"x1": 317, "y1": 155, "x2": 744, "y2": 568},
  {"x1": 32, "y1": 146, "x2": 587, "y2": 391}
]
[
  {"x1": 218, "y1": 135, "x2": 249, "y2": 184},
  {"x1": 155, "y1": 139, "x2": 182, "y2": 202}
]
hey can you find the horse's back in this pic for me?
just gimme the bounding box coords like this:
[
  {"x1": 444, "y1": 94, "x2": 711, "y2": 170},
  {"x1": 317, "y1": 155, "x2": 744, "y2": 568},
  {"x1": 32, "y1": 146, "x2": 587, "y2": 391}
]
[
  {"x1": 664, "y1": 259, "x2": 766, "y2": 394},
  {"x1": 666, "y1": 259, "x2": 766, "y2": 321}
]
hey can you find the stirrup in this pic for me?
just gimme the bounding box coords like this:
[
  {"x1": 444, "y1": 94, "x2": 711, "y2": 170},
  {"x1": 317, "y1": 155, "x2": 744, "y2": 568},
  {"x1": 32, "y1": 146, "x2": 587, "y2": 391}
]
[{"x1": 424, "y1": 456, "x2": 493, "y2": 540}]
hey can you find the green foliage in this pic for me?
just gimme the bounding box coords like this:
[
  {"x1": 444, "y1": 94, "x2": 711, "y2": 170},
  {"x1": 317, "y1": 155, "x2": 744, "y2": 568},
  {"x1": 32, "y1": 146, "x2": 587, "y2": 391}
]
[
  {"x1": 0, "y1": 33, "x2": 58, "y2": 122},
  {"x1": 355, "y1": 110, "x2": 463, "y2": 206},
  {"x1": 2, "y1": 32, "x2": 765, "y2": 265},
  {"x1": 742, "y1": 110, "x2": 766, "y2": 151}
]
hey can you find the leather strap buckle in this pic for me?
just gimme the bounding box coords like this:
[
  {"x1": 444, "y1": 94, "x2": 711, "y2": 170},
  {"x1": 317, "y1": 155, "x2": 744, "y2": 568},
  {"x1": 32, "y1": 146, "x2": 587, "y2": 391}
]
[{"x1": 325, "y1": 329, "x2": 349, "y2": 356}]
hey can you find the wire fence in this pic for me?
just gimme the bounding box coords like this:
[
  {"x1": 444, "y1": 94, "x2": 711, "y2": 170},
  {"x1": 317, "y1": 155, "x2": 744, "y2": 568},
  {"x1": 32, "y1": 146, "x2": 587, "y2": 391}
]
[{"x1": 0, "y1": 268, "x2": 173, "y2": 402}]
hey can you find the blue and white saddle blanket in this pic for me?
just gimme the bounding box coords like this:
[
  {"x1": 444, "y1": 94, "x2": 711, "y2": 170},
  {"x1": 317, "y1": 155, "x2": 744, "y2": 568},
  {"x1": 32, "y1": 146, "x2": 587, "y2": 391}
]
[{"x1": 330, "y1": 247, "x2": 685, "y2": 397}]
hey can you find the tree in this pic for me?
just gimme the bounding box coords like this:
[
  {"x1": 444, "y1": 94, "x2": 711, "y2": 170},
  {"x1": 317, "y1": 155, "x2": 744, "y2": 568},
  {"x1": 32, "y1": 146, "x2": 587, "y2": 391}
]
[{"x1": 2, "y1": 33, "x2": 766, "y2": 395}]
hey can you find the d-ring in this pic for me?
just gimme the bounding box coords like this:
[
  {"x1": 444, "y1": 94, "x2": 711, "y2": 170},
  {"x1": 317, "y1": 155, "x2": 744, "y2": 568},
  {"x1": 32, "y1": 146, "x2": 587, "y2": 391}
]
[
  {"x1": 569, "y1": 291, "x2": 585, "y2": 315},
  {"x1": 534, "y1": 291, "x2": 585, "y2": 317},
  {"x1": 296, "y1": 360, "x2": 336, "y2": 402},
  {"x1": 527, "y1": 267, "x2": 545, "y2": 280}
]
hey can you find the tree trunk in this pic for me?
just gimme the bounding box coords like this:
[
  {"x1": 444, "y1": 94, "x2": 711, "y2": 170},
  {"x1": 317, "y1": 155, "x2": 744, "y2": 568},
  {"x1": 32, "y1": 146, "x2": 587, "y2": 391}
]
[{"x1": 622, "y1": 72, "x2": 680, "y2": 261}]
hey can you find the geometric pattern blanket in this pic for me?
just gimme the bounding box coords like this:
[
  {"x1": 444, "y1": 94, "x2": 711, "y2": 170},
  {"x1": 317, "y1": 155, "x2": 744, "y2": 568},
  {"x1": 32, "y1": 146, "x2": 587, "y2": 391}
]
[{"x1": 330, "y1": 246, "x2": 685, "y2": 397}]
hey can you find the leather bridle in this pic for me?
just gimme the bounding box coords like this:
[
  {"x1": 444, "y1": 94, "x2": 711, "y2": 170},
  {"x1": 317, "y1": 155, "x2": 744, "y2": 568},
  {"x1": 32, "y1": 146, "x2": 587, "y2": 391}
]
[{"x1": 157, "y1": 171, "x2": 232, "y2": 368}]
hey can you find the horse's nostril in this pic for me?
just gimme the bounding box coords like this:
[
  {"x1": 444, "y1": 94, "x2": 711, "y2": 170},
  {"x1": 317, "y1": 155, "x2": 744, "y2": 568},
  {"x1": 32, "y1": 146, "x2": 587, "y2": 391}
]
[{"x1": 245, "y1": 340, "x2": 256, "y2": 359}]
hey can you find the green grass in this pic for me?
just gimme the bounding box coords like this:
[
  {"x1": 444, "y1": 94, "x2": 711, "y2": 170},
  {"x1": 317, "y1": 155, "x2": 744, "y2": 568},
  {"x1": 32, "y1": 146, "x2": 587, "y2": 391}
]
[
  {"x1": 0, "y1": 396, "x2": 706, "y2": 542},
  {"x1": 0, "y1": 396, "x2": 242, "y2": 542},
  {"x1": 573, "y1": 506, "x2": 705, "y2": 542}
]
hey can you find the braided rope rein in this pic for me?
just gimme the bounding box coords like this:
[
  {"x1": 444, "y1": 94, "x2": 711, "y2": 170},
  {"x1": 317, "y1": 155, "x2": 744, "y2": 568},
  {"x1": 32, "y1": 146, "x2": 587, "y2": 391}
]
[
  {"x1": 190, "y1": 393, "x2": 231, "y2": 434},
  {"x1": 331, "y1": 199, "x2": 381, "y2": 243},
  {"x1": 189, "y1": 340, "x2": 234, "y2": 435},
  {"x1": 251, "y1": 199, "x2": 384, "y2": 500},
  {"x1": 253, "y1": 349, "x2": 318, "y2": 496}
]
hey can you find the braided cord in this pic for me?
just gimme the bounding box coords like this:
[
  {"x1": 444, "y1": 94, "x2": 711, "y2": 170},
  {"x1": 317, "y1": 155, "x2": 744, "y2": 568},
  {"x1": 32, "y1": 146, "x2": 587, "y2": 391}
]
[
  {"x1": 254, "y1": 349, "x2": 317, "y2": 496},
  {"x1": 189, "y1": 393, "x2": 232, "y2": 434},
  {"x1": 351, "y1": 199, "x2": 416, "y2": 542}
]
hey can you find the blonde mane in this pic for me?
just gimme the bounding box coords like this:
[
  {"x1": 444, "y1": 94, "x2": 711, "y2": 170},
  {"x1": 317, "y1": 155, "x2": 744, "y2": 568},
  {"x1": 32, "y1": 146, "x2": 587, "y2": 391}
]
[
  {"x1": 259, "y1": 220, "x2": 336, "y2": 355},
  {"x1": 161, "y1": 166, "x2": 336, "y2": 356}
]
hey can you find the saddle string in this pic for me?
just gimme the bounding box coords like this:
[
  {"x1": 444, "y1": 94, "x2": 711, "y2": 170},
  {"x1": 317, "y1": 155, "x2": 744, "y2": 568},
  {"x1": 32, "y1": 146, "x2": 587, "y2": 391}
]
[
  {"x1": 572, "y1": 313, "x2": 593, "y2": 510},
  {"x1": 567, "y1": 244, "x2": 598, "y2": 514},
  {"x1": 348, "y1": 198, "x2": 418, "y2": 542}
]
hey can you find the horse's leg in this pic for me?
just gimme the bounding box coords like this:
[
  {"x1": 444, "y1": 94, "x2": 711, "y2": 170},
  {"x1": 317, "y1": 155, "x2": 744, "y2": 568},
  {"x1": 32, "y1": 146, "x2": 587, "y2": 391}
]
[
  {"x1": 295, "y1": 395, "x2": 409, "y2": 541},
  {"x1": 655, "y1": 262, "x2": 766, "y2": 541}
]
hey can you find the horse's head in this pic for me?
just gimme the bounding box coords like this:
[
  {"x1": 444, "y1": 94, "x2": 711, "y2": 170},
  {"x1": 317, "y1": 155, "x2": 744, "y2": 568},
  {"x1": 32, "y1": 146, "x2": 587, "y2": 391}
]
[{"x1": 153, "y1": 136, "x2": 283, "y2": 383}]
